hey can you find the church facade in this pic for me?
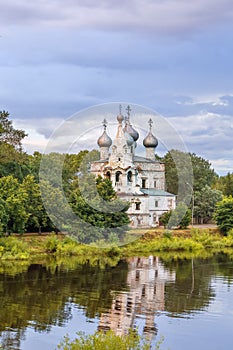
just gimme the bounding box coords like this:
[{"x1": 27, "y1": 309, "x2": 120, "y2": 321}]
[{"x1": 90, "y1": 106, "x2": 176, "y2": 227}]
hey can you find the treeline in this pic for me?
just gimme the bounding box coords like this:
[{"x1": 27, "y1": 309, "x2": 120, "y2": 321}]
[
  {"x1": 0, "y1": 111, "x2": 129, "y2": 241},
  {"x1": 158, "y1": 150, "x2": 232, "y2": 225},
  {"x1": 0, "y1": 110, "x2": 232, "y2": 236}
]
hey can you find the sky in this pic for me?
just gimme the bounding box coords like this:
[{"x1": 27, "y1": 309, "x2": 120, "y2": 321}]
[{"x1": 0, "y1": 0, "x2": 233, "y2": 175}]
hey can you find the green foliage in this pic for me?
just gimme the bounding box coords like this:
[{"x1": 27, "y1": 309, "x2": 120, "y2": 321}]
[
  {"x1": 214, "y1": 196, "x2": 233, "y2": 235},
  {"x1": 68, "y1": 174, "x2": 130, "y2": 244},
  {"x1": 0, "y1": 110, "x2": 28, "y2": 179},
  {"x1": 160, "y1": 150, "x2": 217, "y2": 195},
  {"x1": 159, "y1": 203, "x2": 191, "y2": 229},
  {"x1": 57, "y1": 330, "x2": 158, "y2": 350},
  {"x1": 0, "y1": 237, "x2": 30, "y2": 259},
  {"x1": 194, "y1": 185, "x2": 222, "y2": 224},
  {"x1": 21, "y1": 175, "x2": 48, "y2": 232},
  {"x1": 159, "y1": 211, "x2": 171, "y2": 228},
  {"x1": 163, "y1": 230, "x2": 173, "y2": 239},
  {"x1": 213, "y1": 172, "x2": 233, "y2": 196},
  {"x1": 0, "y1": 175, "x2": 29, "y2": 234},
  {"x1": 44, "y1": 234, "x2": 59, "y2": 253},
  {"x1": 0, "y1": 110, "x2": 27, "y2": 149}
]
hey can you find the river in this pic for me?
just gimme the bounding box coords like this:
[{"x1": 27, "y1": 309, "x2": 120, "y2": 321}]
[{"x1": 0, "y1": 253, "x2": 233, "y2": 349}]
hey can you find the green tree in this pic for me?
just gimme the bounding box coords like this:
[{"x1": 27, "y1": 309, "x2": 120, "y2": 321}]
[
  {"x1": 39, "y1": 179, "x2": 72, "y2": 234},
  {"x1": 160, "y1": 150, "x2": 217, "y2": 195},
  {"x1": 213, "y1": 172, "x2": 233, "y2": 197},
  {"x1": 68, "y1": 174, "x2": 129, "y2": 244},
  {"x1": 20, "y1": 175, "x2": 49, "y2": 233},
  {"x1": 0, "y1": 111, "x2": 28, "y2": 179},
  {"x1": 214, "y1": 196, "x2": 233, "y2": 235},
  {"x1": 0, "y1": 175, "x2": 28, "y2": 234},
  {"x1": 194, "y1": 185, "x2": 223, "y2": 224},
  {"x1": 0, "y1": 110, "x2": 27, "y2": 149},
  {"x1": 159, "y1": 203, "x2": 191, "y2": 229}
]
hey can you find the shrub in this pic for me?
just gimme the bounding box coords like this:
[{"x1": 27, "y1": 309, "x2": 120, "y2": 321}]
[
  {"x1": 44, "y1": 234, "x2": 59, "y2": 253},
  {"x1": 214, "y1": 196, "x2": 233, "y2": 235},
  {"x1": 57, "y1": 330, "x2": 163, "y2": 350}
]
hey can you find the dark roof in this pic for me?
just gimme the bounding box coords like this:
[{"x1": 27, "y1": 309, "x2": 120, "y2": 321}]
[
  {"x1": 133, "y1": 155, "x2": 159, "y2": 163},
  {"x1": 92, "y1": 159, "x2": 108, "y2": 163},
  {"x1": 140, "y1": 189, "x2": 176, "y2": 197}
]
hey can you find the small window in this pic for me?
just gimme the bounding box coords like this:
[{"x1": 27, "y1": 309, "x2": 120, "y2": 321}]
[
  {"x1": 154, "y1": 180, "x2": 157, "y2": 188},
  {"x1": 168, "y1": 199, "x2": 173, "y2": 208},
  {"x1": 127, "y1": 171, "x2": 132, "y2": 182},
  {"x1": 155, "y1": 200, "x2": 158, "y2": 207},
  {"x1": 118, "y1": 157, "x2": 121, "y2": 161},
  {"x1": 105, "y1": 171, "x2": 111, "y2": 180},
  {"x1": 135, "y1": 202, "x2": 141, "y2": 210},
  {"x1": 142, "y1": 179, "x2": 146, "y2": 188}
]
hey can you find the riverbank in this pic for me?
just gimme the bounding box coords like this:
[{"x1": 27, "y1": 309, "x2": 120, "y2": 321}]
[{"x1": 0, "y1": 227, "x2": 233, "y2": 262}]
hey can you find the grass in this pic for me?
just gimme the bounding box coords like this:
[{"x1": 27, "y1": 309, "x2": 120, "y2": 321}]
[{"x1": 1, "y1": 228, "x2": 233, "y2": 261}]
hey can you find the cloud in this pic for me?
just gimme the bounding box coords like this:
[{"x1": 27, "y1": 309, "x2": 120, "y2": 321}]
[
  {"x1": 168, "y1": 112, "x2": 233, "y2": 174},
  {"x1": 1, "y1": 0, "x2": 233, "y2": 35}
]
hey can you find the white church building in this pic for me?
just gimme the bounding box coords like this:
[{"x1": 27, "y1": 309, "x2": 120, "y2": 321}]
[{"x1": 90, "y1": 106, "x2": 176, "y2": 227}]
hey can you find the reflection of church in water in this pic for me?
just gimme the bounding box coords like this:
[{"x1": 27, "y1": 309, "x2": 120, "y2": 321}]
[
  {"x1": 98, "y1": 256, "x2": 175, "y2": 341},
  {"x1": 91, "y1": 106, "x2": 176, "y2": 227}
]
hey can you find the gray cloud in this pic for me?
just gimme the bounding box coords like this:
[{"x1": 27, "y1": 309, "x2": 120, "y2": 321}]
[
  {"x1": 168, "y1": 112, "x2": 233, "y2": 174},
  {"x1": 1, "y1": 0, "x2": 233, "y2": 35}
]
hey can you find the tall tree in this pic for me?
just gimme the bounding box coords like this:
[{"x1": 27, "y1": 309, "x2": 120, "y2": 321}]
[
  {"x1": 0, "y1": 110, "x2": 27, "y2": 150},
  {"x1": 68, "y1": 174, "x2": 129, "y2": 244},
  {"x1": 213, "y1": 172, "x2": 233, "y2": 197},
  {"x1": 20, "y1": 175, "x2": 49, "y2": 233},
  {"x1": 194, "y1": 185, "x2": 223, "y2": 224},
  {"x1": 0, "y1": 111, "x2": 28, "y2": 179},
  {"x1": 0, "y1": 175, "x2": 28, "y2": 234},
  {"x1": 160, "y1": 150, "x2": 218, "y2": 195}
]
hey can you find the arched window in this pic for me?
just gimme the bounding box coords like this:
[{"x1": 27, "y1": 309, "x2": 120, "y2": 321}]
[
  {"x1": 105, "y1": 171, "x2": 111, "y2": 180},
  {"x1": 127, "y1": 171, "x2": 132, "y2": 183},
  {"x1": 115, "y1": 171, "x2": 122, "y2": 183}
]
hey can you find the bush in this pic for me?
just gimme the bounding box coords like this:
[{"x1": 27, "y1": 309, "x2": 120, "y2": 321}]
[
  {"x1": 0, "y1": 237, "x2": 30, "y2": 259},
  {"x1": 57, "y1": 330, "x2": 163, "y2": 350},
  {"x1": 214, "y1": 196, "x2": 233, "y2": 235},
  {"x1": 44, "y1": 234, "x2": 59, "y2": 253}
]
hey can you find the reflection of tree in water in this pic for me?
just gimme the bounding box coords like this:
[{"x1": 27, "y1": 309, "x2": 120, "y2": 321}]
[
  {"x1": 162, "y1": 257, "x2": 218, "y2": 315},
  {"x1": 1, "y1": 253, "x2": 233, "y2": 349},
  {"x1": 0, "y1": 259, "x2": 128, "y2": 350}
]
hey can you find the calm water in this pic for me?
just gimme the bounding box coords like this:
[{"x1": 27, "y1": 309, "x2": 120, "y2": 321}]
[{"x1": 0, "y1": 253, "x2": 233, "y2": 350}]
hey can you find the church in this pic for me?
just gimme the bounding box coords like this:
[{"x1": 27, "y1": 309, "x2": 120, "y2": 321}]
[{"x1": 90, "y1": 106, "x2": 176, "y2": 227}]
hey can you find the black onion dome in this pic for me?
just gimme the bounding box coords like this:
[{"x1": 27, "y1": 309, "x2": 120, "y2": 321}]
[
  {"x1": 97, "y1": 131, "x2": 112, "y2": 147},
  {"x1": 143, "y1": 132, "x2": 158, "y2": 148},
  {"x1": 124, "y1": 131, "x2": 134, "y2": 146},
  {"x1": 124, "y1": 123, "x2": 139, "y2": 141}
]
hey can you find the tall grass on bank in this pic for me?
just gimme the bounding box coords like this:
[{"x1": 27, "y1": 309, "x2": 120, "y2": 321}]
[
  {"x1": 1, "y1": 228, "x2": 233, "y2": 261},
  {"x1": 0, "y1": 236, "x2": 30, "y2": 260}
]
